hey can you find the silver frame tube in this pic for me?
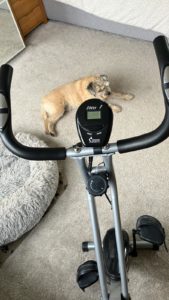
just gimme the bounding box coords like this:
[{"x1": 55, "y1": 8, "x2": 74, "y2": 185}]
[
  {"x1": 76, "y1": 158, "x2": 109, "y2": 300},
  {"x1": 66, "y1": 142, "x2": 118, "y2": 158},
  {"x1": 103, "y1": 155, "x2": 129, "y2": 299},
  {"x1": 87, "y1": 193, "x2": 109, "y2": 300},
  {"x1": 75, "y1": 158, "x2": 89, "y2": 185}
]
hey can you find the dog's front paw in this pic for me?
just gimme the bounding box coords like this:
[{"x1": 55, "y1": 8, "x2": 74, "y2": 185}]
[
  {"x1": 110, "y1": 104, "x2": 122, "y2": 113},
  {"x1": 123, "y1": 93, "x2": 135, "y2": 101},
  {"x1": 45, "y1": 129, "x2": 57, "y2": 136},
  {"x1": 48, "y1": 124, "x2": 57, "y2": 137},
  {"x1": 49, "y1": 131, "x2": 57, "y2": 137}
]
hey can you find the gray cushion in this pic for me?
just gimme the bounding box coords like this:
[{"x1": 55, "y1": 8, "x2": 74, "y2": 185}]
[{"x1": 0, "y1": 133, "x2": 59, "y2": 246}]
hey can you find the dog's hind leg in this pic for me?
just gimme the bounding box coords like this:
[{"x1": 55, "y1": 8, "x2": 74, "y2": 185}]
[
  {"x1": 42, "y1": 112, "x2": 50, "y2": 135},
  {"x1": 46, "y1": 105, "x2": 65, "y2": 136},
  {"x1": 112, "y1": 92, "x2": 134, "y2": 101},
  {"x1": 41, "y1": 110, "x2": 50, "y2": 135},
  {"x1": 47, "y1": 118, "x2": 58, "y2": 136}
]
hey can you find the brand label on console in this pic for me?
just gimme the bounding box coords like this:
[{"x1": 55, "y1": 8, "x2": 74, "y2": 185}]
[
  {"x1": 89, "y1": 137, "x2": 100, "y2": 143},
  {"x1": 87, "y1": 106, "x2": 97, "y2": 110}
]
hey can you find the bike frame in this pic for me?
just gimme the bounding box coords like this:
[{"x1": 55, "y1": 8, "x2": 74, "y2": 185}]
[
  {"x1": 75, "y1": 154, "x2": 128, "y2": 300},
  {"x1": 70, "y1": 147, "x2": 160, "y2": 300},
  {"x1": 0, "y1": 35, "x2": 169, "y2": 300},
  {"x1": 76, "y1": 155, "x2": 128, "y2": 300}
]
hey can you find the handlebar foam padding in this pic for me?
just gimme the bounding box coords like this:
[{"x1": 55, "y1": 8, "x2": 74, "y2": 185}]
[
  {"x1": 153, "y1": 35, "x2": 169, "y2": 76},
  {"x1": 117, "y1": 111, "x2": 169, "y2": 153},
  {"x1": 1, "y1": 122, "x2": 66, "y2": 161},
  {"x1": 0, "y1": 64, "x2": 13, "y2": 97},
  {"x1": 117, "y1": 35, "x2": 169, "y2": 154},
  {"x1": 1, "y1": 128, "x2": 66, "y2": 160}
]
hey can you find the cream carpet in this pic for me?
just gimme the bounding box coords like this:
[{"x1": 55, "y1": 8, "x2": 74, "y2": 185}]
[{"x1": 0, "y1": 20, "x2": 169, "y2": 300}]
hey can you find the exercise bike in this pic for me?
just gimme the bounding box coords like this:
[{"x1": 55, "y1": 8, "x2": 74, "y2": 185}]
[{"x1": 0, "y1": 35, "x2": 169, "y2": 300}]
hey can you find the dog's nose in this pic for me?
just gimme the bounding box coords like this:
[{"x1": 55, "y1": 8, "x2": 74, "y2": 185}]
[{"x1": 107, "y1": 91, "x2": 111, "y2": 95}]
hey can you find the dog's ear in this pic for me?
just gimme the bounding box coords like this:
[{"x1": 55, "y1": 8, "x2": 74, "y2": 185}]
[
  {"x1": 100, "y1": 74, "x2": 108, "y2": 81},
  {"x1": 87, "y1": 82, "x2": 96, "y2": 96}
]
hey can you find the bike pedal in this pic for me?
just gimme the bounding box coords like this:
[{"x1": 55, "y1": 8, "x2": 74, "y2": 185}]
[
  {"x1": 136, "y1": 215, "x2": 166, "y2": 246},
  {"x1": 76, "y1": 260, "x2": 98, "y2": 291},
  {"x1": 103, "y1": 228, "x2": 129, "y2": 281}
]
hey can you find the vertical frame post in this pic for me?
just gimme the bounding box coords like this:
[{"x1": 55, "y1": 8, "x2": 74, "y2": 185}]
[
  {"x1": 76, "y1": 158, "x2": 109, "y2": 300},
  {"x1": 103, "y1": 155, "x2": 129, "y2": 299}
]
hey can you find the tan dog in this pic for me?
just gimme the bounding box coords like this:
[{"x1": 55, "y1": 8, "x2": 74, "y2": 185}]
[{"x1": 41, "y1": 75, "x2": 134, "y2": 136}]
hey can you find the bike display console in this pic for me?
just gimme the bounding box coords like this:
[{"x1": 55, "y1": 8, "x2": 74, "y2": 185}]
[{"x1": 76, "y1": 99, "x2": 113, "y2": 147}]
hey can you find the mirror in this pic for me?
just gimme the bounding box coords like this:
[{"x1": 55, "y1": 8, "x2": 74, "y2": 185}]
[{"x1": 0, "y1": 0, "x2": 25, "y2": 65}]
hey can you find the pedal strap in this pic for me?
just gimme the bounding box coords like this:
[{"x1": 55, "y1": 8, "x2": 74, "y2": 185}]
[
  {"x1": 136, "y1": 215, "x2": 166, "y2": 246},
  {"x1": 76, "y1": 260, "x2": 98, "y2": 291}
]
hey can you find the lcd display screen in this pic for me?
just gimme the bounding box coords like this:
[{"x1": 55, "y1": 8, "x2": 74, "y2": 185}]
[{"x1": 87, "y1": 111, "x2": 101, "y2": 120}]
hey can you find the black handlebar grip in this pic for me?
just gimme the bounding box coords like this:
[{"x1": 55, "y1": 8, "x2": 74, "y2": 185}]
[
  {"x1": 1, "y1": 126, "x2": 67, "y2": 160},
  {"x1": 117, "y1": 35, "x2": 169, "y2": 154},
  {"x1": 0, "y1": 64, "x2": 13, "y2": 96},
  {"x1": 153, "y1": 35, "x2": 169, "y2": 110},
  {"x1": 0, "y1": 65, "x2": 13, "y2": 133},
  {"x1": 153, "y1": 35, "x2": 169, "y2": 76},
  {"x1": 0, "y1": 64, "x2": 66, "y2": 160}
]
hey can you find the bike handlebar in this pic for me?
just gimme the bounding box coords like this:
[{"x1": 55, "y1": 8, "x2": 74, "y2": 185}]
[{"x1": 0, "y1": 35, "x2": 169, "y2": 160}]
